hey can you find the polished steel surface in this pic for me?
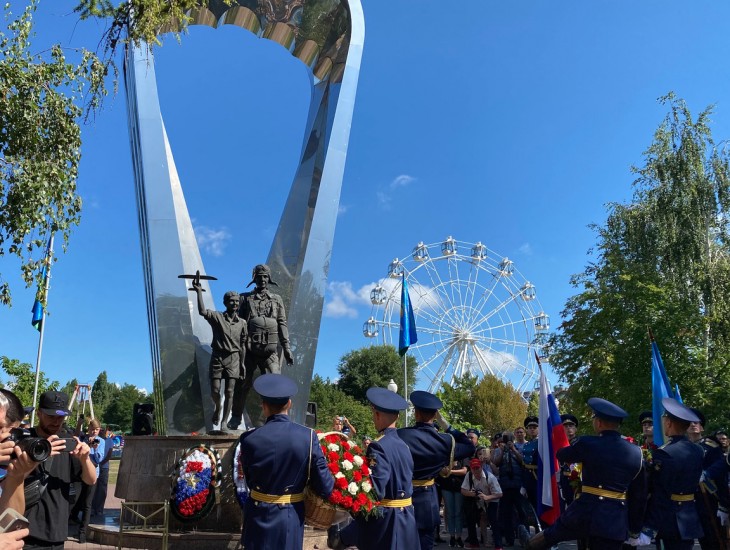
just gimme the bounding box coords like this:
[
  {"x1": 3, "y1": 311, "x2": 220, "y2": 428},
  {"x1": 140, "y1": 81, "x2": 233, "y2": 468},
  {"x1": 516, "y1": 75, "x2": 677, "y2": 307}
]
[{"x1": 125, "y1": 0, "x2": 364, "y2": 432}]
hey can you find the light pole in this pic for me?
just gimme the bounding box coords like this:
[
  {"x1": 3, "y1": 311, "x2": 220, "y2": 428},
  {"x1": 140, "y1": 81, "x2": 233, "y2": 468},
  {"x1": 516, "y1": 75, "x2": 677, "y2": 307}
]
[{"x1": 387, "y1": 379, "x2": 398, "y2": 393}]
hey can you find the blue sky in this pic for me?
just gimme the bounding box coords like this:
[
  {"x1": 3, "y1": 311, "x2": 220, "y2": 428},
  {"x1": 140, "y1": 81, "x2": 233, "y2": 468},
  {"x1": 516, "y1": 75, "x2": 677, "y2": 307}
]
[{"x1": 3, "y1": 1, "x2": 730, "y2": 395}]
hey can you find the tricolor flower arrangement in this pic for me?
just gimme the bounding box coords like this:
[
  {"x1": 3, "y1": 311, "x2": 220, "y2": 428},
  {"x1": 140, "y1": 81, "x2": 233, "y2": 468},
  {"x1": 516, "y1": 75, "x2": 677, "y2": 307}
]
[
  {"x1": 170, "y1": 444, "x2": 221, "y2": 522},
  {"x1": 318, "y1": 431, "x2": 379, "y2": 518}
]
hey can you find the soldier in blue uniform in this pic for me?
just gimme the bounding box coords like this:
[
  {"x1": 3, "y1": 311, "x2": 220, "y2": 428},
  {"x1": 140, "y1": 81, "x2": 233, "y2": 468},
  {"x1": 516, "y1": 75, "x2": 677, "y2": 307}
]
[
  {"x1": 634, "y1": 398, "x2": 704, "y2": 550},
  {"x1": 521, "y1": 416, "x2": 540, "y2": 512},
  {"x1": 397, "y1": 390, "x2": 475, "y2": 550},
  {"x1": 525, "y1": 398, "x2": 645, "y2": 550},
  {"x1": 238, "y1": 374, "x2": 334, "y2": 549},
  {"x1": 558, "y1": 413, "x2": 579, "y2": 510},
  {"x1": 329, "y1": 387, "x2": 418, "y2": 550}
]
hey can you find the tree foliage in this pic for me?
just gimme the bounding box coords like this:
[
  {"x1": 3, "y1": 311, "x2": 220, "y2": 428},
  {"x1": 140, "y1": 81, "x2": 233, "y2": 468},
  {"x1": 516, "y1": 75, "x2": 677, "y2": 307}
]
[
  {"x1": 0, "y1": 0, "x2": 106, "y2": 306},
  {"x1": 437, "y1": 373, "x2": 527, "y2": 441},
  {"x1": 309, "y1": 375, "x2": 375, "y2": 437},
  {"x1": 550, "y1": 93, "x2": 730, "y2": 429},
  {"x1": 0, "y1": 355, "x2": 58, "y2": 407},
  {"x1": 336, "y1": 345, "x2": 417, "y2": 404}
]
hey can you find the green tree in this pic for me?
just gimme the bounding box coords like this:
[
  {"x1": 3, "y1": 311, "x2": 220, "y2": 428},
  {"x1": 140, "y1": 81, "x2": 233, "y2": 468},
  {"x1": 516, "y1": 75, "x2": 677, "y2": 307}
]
[
  {"x1": 437, "y1": 373, "x2": 527, "y2": 440},
  {"x1": 0, "y1": 0, "x2": 105, "y2": 306},
  {"x1": 550, "y1": 94, "x2": 730, "y2": 426},
  {"x1": 103, "y1": 383, "x2": 150, "y2": 433},
  {"x1": 0, "y1": 356, "x2": 58, "y2": 407},
  {"x1": 309, "y1": 375, "x2": 375, "y2": 437},
  {"x1": 91, "y1": 371, "x2": 116, "y2": 421},
  {"x1": 336, "y1": 345, "x2": 417, "y2": 404}
]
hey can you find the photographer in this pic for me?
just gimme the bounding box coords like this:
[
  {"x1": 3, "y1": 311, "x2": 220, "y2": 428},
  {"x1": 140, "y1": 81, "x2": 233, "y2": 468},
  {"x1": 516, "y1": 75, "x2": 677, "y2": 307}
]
[
  {"x1": 70, "y1": 418, "x2": 105, "y2": 543},
  {"x1": 23, "y1": 391, "x2": 96, "y2": 550},
  {"x1": 461, "y1": 458, "x2": 503, "y2": 550},
  {"x1": 332, "y1": 416, "x2": 357, "y2": 436},
  {"x1": 493, "y1": 432, "x2": 528, "y2": 547}
]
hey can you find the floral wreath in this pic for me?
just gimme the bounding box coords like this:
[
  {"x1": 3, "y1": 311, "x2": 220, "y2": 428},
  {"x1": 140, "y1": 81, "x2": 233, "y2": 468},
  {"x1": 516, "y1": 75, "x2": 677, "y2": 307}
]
[
  {"x1": 170, "y1": 444, "x2": 222, "y2": 522},
  {"x1": 232, "y1": 442, "x2": 249, "y2": 507}
]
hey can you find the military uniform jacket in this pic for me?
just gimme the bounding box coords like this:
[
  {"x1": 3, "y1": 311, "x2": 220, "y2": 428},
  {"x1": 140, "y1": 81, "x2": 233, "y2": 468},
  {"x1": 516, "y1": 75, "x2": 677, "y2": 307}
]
[
  {"x1": 553, "y1": 430, "x2": 645, "y2": 541},
  {"x1": 344, "y1": 428, "x2": 419, "y2": 550},
  {"x1": 239, "y1": 290, "x2": 290, "y2": 355},
  {"x1": 239, "y1": 414, "x2": 333, "y2": 550},
  {"x1": 645, "y1": 435, "x2": 704, "y2": 541},
  {"x1": 398, "y1": 423, "x2": 474, "y2": 531}
]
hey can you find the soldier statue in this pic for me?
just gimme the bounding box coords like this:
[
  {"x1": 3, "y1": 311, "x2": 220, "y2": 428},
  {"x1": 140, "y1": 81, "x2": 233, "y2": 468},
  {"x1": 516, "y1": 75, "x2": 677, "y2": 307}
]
[{"x1": 228, "y1": 264, "x2": 294, "y2": 430}]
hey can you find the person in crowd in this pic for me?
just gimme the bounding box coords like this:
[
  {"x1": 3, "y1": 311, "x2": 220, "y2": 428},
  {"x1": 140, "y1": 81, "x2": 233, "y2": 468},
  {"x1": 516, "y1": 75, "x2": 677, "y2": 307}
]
[
  {"x1": 466, "y1": 429, "x2": 480, "y2": 456},
  {"x1": 23, "y1": 391, "x2": 97, "y2": 550},
  {"x1": 688, "y1": 408, "x2": 724, "y2": 550},
  {"x1": 522, "y1": 416, "x2": 540, "y2": 511},
  {"x1": 0, "y1": 390, "x2": 32, "y2": 549},
  {"x1": 332, "y1": 416, "x2": 357, "y2": 436},
  {"x1": 397, "y1": 391, "x2": 475, "y2": 550},
  {"x1": 440, "y1": 457, "x2": 468, "y2": 548},
  {"x1": 493, "y1": 431, "x2": 527, "y2": 547},
  {"x1": 329, "y1": 388, "x2": 417, "y2": 550},
  {"x1": 558, "y1": 414, "x2": 580, "y2": 510},
  {"x1": 361, "y1": 435, "x2": 372, "y2": 451},
  {"x1": 513, "y1": 426, "x2": 528, "y2": 452},
  {"x1": 91, "y1": 425, "x2": 114, "y2": 517},
  {"x1": 462, "y1": 457, "x2": 503, "y2": 550},
  {"x1": 635, "y1": 398, "x2": 704, "y2": 550},
  {"x1": 239, "y1": 374, "x2": 333, "y2": 549},
  {"x1": 714, "y1": 430, "x2": 729, "y2": 455},
  {"x1": 525, "y1": 398, "x2": 645, "y2": 550},
  {"x1": 70, "y1": 419, "x2": 105, "y2": 543}
]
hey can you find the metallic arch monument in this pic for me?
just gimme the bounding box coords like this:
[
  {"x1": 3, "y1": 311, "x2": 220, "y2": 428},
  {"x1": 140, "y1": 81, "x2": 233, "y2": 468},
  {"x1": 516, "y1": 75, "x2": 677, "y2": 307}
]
[{"x1": 124, "y1": 0, "x2": 364, "y2": 435}]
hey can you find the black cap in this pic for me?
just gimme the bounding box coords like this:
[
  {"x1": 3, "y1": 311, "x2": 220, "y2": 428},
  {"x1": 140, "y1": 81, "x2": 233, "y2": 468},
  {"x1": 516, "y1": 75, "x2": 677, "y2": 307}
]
[
  {"x1": 409, "y1": 390, "x2": 442, "y2": 412},
  {"x1": 688, "y1": 407, "x2": 706, "y2": 427},
  {"x1": 524, "y1": 416, "x2": 539, "y2": 428},
  {"x1": 38, "y1": 391, "x2": 70, "y2": 416},
  {"x1": 639, "y1": 411, "x2": 653, "y2": 424},
  {"x1": 466, "y1": 428, "x2": 481, "y2": 437},
  {"x1": 560, "y1": 414, "x2": 578, "y2": 426},
  {"x1": 253, "y1": 374, "x2": 298, "y2": 405},
  {"x1": 661, "y1": 399, "x2": 700, "y2": 424},
  {"x1": 587, "y1": 397, "x2": 628, "y2": 423},
  {"x1": 366, "y1": 387, "x2": 408, "y2": 414}
]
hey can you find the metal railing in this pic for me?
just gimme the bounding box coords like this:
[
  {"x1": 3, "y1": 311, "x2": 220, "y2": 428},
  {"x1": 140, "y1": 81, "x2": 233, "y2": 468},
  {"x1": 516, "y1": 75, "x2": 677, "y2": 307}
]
[{"x1": 118, "y1": 500, "x2": 169, "y2": 550}]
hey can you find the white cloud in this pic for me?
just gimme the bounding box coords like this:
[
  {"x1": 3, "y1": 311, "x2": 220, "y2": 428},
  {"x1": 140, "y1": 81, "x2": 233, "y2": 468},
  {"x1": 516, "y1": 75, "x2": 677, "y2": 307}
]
[
  {"x1": 518, "y1": 242, "x2": 533, "y2": 255},
  {"x1": 390, "y1": 174, "x2": 416, "y2": 188},
  {"x1": 194, "y1": 225, "x2": 231, "y2": 257},
  {"x1": 338, "y1": 204, "x2": 349, "y2": 216},
  {"x1": 324, "y1": 281, "x2": 373, "y2": 318}
]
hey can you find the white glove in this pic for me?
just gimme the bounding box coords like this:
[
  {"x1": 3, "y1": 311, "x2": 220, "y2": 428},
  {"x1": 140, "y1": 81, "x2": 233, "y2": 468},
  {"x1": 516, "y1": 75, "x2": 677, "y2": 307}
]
[
  {"x1": 637, "y1": 533, "x2": 652, "y2": 546},
  {"x1": 718, "y1": 510, "x2": 729, "y2": 527},
  {"x1": 520, "y1": 487, "x2": 528, "y2": 497},
  {"x1": 624, "y1": 536, "x2": 641, "y2": 547},
  {"x1": 435, "y1": 411, "x2": 450, "y2": 431}
]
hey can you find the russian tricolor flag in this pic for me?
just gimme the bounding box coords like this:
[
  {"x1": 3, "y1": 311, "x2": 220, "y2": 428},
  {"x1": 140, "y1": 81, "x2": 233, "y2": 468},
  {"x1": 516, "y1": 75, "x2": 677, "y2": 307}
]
[{"x1": 536, "y1": 365, "x2": 569, "y2": 525}]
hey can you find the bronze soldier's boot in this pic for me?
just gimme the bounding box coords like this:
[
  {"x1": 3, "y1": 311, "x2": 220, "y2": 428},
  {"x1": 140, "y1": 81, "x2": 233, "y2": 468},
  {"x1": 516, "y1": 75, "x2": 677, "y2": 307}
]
[{"x1": 525, "y1": 531, "x2": 548, "y2": 550}]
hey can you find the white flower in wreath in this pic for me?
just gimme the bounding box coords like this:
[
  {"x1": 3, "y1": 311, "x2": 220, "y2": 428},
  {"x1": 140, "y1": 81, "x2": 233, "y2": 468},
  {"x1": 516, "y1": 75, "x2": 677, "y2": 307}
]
[
  {"x1": 361, "y1": 480, "x2": 372, "y2": 493},
  {"x1": 347, "y1": 440, "x2": 356, "y2": 449},
  {"x1": 328, "y1": 443, "x2": 340, "y2": 452},
  {"x1": 348, "y1": 482, "x2": 359, "y2": 495},
  {"x1": 342, "y1": 460, "x2": 353, "y2": 471},
  {"x1": 353, "y1": 455, "x2": 364, "y2": 467},
  {"x1": 334, "y1": 472, "x2": 345, "y2": 479}
]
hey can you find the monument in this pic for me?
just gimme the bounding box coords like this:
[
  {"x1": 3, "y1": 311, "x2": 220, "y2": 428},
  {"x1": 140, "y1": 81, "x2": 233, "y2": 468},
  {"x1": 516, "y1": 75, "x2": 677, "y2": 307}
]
[{"x1": 124, "y1": 0, "x2": 365, "y2": 435}]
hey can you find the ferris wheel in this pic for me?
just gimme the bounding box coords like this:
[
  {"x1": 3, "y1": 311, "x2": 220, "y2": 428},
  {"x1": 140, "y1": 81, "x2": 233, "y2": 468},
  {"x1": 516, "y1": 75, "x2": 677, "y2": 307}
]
[{"x1": 362, "y1": 237, "x2": 550, "y2": 394}]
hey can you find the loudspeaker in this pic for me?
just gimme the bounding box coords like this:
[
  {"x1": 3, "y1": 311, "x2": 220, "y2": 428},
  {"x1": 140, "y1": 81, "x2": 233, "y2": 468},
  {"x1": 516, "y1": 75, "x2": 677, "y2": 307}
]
[
  {"x1": 132, "y1": 403, "x2": 154, "y2": 435},
  {"x1": 305, "y1": 401, "x2": 317, "y2": 429}
]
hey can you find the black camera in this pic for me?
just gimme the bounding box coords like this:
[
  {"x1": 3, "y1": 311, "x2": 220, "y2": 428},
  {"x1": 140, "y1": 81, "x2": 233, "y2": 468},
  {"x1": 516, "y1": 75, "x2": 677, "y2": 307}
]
[
  {"x1": 89, "y1": 437, "x2": 100, "y2": 446},
  {"x1": 502, "y1": 433, "x2": 514, "y2": 444},
  {"x1": 474, "y1": 488, "x2": 483, "y2": 496},
  {"x1": 7, "y1": 428, "x2": 51, "y2": 462}
]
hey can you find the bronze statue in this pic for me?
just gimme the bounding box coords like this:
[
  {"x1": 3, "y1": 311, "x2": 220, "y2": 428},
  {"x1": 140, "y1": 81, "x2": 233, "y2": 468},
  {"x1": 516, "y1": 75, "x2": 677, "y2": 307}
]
[
  {"x1": 227, "y1": 264, "x2": 293, "y2": 430},
  {"x1": 192, "y1": 277, "x2": 247, "y2": 429}
]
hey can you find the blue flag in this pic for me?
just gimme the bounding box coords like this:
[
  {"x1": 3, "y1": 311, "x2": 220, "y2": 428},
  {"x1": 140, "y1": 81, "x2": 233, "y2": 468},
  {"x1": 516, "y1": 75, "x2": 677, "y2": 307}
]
[
  {"x1": 398, "y1": 273, "x2": 417, "y2": 357},
  {"x1": 651, "y1": 339, "x2": 674, "y2": 446},
  {"x1": 31, "y1": 236, "x2": 52, "y2": 332}
]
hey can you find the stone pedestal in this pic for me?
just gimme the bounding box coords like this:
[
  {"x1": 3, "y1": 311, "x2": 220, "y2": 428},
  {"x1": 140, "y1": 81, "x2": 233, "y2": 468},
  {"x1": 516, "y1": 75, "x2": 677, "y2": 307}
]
[{"x1": 115, "y1": 434, "x2": 242, "y2": 533}]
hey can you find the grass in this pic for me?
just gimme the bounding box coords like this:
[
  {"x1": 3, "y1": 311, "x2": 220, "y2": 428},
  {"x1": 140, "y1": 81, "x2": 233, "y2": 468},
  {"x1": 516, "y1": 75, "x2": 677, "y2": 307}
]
[{"x1": 109, "y1": 458, "x2": 120, "y2": 485}]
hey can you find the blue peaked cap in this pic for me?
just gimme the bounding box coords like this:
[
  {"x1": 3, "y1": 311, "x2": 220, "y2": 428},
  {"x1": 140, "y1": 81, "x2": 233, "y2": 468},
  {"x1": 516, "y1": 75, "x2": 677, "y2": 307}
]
[
  {"x1": 587, "y1": 397, "x2": 628, "y2": 422},
  {"x1": 254, "y1": 374, "x2": 298, "y2": 404},
  {"x1": 410, "y1": 390, "x2": 442, "y2": 411},
  {"x1": 367, "y1": 387, "x2": 408, "y2": 414},
  {"x1": 662, "y1": 398, "x2": 700, "y2": 423}
]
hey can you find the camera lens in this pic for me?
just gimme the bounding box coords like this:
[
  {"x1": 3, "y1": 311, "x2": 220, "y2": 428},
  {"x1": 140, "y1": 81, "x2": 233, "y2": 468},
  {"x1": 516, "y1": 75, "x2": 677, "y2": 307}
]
[{"x1": 17, "y1": 438, "x2": 52, "y2": 462}]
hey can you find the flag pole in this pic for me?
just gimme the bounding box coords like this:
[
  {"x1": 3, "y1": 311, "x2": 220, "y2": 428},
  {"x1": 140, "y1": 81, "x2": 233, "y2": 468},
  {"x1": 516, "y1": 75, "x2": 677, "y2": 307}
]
[
  {"x1": 403, "y1": 352, "x2": 408, "y2": 425},
  {"x1": 31, "y1": 234, "x2": 54, "y2": 427}
]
